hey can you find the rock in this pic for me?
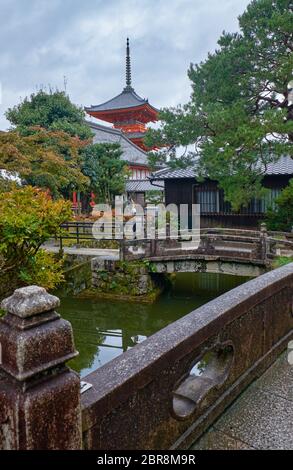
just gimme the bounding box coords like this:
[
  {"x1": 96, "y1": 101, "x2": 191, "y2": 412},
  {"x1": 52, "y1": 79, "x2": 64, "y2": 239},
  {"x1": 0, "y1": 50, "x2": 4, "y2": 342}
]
[{"x1": 1, "y1": 285, "x2": 60, "y2": 318}]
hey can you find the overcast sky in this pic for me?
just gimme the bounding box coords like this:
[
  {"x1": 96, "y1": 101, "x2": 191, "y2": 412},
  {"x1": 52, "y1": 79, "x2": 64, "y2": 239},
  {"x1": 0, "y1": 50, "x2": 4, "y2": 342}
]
[{"x1": 0, "y1": 0, "x2": 251, "y2": 130}]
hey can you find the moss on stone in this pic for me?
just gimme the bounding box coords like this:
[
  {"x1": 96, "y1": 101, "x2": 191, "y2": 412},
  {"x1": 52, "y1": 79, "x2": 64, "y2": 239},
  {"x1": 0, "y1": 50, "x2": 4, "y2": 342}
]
[
  {"x1": 91, "y1": 259, "x2": 166, "y2": 303},
  {"x1": 57, "y1": 260, "x2": 92, "y2": 296},
  {"x1": 76, "y1": 286, "x2": 162, "y2": 304}
]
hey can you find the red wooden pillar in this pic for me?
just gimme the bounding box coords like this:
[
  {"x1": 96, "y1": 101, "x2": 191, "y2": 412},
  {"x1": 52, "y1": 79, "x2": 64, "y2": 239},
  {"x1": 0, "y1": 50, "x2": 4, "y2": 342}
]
[{"x1": 72, "y1": 191, "x2": 78, "y2": 208}]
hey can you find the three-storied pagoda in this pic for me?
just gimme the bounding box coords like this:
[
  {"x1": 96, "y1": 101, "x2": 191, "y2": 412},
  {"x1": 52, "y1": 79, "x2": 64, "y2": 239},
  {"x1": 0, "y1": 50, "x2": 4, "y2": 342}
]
[{"x1": 85, "y1": 38, "x2": 158, "y2": 150}]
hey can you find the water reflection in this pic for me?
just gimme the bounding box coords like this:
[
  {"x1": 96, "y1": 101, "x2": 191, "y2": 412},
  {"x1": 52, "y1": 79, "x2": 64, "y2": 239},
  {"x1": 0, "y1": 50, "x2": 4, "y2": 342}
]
[{"x1": 58, "y1": 272, "x2": 249, "y2": 377}]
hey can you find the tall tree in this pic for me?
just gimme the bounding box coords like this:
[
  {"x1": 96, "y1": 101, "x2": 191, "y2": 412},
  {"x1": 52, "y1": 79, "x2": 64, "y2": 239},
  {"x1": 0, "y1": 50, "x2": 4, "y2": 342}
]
[
  {"x1": 2, "y1": 90, "x2": 93, "y2": 196},
  {"x1": 145, "y1": 0, "x2": 293, "y2": 209},
  {"x1": 82, "y1": 143, "x2": 128, "y2": 204},
  {"x1": 6, "y1": 89, "x2": 93, "y2": 141}
]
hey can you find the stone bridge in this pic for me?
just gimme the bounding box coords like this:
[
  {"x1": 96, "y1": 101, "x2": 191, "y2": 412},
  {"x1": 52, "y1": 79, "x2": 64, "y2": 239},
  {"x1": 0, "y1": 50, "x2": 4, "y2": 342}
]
[
  {"x1": 0, "y1": 263, "x2": 292, "y2": 450},
  {"x1": 49, "y1": 223, "x2": 293, "y2": 277},
  {"x1": 121, "y1": 226, "x2": 293, "y2": 277}
]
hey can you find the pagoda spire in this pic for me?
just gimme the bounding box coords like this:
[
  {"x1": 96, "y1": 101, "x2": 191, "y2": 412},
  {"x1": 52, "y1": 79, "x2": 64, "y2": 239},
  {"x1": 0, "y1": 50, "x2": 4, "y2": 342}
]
[
  {"x1": 125, "y1": 37, "x2": 133, "y2": 91},
  {"x1": 85, "y1": 37, "x2": 159, "y2": 150}
]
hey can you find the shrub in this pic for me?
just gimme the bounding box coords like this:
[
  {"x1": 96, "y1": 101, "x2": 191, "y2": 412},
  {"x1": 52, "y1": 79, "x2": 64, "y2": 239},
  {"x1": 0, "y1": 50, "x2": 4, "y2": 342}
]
[
  {"x1": 266, "y1": 179, "x2": 293, "y2": 232},
  {"x1": 0, "y1": 186, "x2": 71, "y2": 290}
]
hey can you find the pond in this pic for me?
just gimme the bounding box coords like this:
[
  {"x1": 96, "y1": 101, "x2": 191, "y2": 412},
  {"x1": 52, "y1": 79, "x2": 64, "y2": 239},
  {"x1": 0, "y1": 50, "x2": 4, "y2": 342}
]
[{"x1": 58, "y1": 272, "x2": 250, "y2": 378}]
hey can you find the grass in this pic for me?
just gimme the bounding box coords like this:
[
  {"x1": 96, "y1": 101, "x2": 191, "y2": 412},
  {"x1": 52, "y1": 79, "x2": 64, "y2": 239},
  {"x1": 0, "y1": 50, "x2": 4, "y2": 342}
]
[{"x1": 272, "y1": 256, "x2": 293, "y2": 269}]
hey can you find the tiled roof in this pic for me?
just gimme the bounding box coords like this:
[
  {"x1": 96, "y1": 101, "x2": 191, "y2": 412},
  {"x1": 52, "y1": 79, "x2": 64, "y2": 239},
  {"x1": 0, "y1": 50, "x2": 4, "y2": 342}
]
[
  {"x1": 86, "y1": 121, "x2": 149, "y2": 167},
  {"x1": 85, "y1": 88, "x2": 158, "y2": 113},
  {"x1": 263, "y1": 155, "x2": 293, "y2": 175},
  {"x1": 126, "y1": 179, "x2": 164, "y2": 192},
  {"x1": 151, "y1": 167, "x2": 197, "y2": 180},
  {"x1": 125, "y1": 131, "x2": 146, "y2": 139},
  {"x1": 152, "y1": 155, "x2": 293, "y2": 180}
]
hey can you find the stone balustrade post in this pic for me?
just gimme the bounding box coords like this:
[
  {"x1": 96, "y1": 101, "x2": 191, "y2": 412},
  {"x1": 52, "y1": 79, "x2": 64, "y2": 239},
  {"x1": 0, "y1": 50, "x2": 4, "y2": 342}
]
[
  {"x1": 0, "y1": 286, "x2": 82, "y2": 450},
  {"x1": 201, "y1": 234, "x2": 214, "y2": 254},
  {"x1": 259, "y1": 222, "x2": 268, "y2": 261}
]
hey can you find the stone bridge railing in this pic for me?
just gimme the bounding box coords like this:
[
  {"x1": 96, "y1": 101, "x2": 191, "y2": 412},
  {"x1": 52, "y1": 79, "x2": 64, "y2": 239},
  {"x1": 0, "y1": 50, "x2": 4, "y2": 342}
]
[
  {"x1": 0, "y1": 263, "x2": 293, "y2": 449},
  {"x1": 57, "y1": 221, "x2": 293, "y2": 265},
  {"x1": 121, "y1": 225, "x2": 293, "y2": 265}
]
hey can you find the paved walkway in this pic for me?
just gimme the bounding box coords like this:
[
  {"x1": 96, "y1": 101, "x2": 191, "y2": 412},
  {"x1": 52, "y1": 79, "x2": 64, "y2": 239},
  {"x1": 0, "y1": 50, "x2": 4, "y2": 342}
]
[
  {"x1": 192, "y1": 352, "x2": 293, "y2": 450},
  {"x1": 45, "y1": 245, "x2": 119, "y2": 260}
]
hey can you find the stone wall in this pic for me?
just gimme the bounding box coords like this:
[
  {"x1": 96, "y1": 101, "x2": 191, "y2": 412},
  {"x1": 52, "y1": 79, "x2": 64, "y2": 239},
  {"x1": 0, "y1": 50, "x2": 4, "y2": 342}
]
[
  {"x1": 60, "y1": 255, "x2": 92, "y2": 296},
  {"x1": 153, "y1": 257, "x2": 265, "y2": 277},
  {"x1": 90, "y1": 258, "x2": 163, "y2": 302}
]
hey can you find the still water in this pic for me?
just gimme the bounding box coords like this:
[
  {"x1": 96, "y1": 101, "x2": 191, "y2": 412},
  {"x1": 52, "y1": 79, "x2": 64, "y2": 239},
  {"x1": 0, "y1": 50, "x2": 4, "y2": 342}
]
[{"x1": 58, "y1": 273, "x2": 250, "y2": 377}]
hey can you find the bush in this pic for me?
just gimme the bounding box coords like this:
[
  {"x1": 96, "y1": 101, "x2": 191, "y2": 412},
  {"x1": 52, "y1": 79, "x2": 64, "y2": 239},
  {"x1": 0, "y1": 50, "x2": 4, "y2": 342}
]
[
  {"x1": 19, "y1": 250, "x2": 65, "y2": 290},
  {"x1": 266, "y1": 179, "x2": 293, "y2": 232},
  {"x1": 0, "y1": 186, "x2": 71, "y2": 290}
]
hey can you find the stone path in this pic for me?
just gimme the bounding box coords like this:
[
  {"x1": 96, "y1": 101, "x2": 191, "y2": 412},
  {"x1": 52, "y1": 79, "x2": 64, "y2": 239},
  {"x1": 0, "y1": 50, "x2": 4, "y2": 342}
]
[
  {"x1": 44, "y1": 245, "x2": 119, "y2": 260},
  {"x1": 192, "y1": 352, "x2": 293, "y2": 450}
]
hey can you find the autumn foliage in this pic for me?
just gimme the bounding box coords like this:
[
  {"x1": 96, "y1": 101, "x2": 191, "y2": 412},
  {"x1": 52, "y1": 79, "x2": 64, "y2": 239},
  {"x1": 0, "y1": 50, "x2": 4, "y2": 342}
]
[{"x1": 0, "y1": 128, "x2": 90, "y2": 197}]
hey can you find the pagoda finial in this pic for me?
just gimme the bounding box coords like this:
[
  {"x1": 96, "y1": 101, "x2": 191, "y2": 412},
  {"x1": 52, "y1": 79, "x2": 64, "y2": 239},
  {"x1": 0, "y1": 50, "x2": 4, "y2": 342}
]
[{"x1": 125, "y1": 37, "x2": 133, "y2": 91}]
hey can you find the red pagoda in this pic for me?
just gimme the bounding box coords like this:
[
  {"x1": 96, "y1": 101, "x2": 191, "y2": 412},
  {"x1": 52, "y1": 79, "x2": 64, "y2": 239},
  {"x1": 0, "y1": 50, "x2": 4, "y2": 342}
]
[{"x1": 85, "y1": 39, "x2": 159, "y2": 150}]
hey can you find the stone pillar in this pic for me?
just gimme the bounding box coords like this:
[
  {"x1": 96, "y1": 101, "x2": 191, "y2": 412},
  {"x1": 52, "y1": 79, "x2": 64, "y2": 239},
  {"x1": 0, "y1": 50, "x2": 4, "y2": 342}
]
[
  {"x1": 260, "y1": 222, "x2": 268, "y2": 261},
  {"x1": 0, "y1": 286, "x2": 82, "y2": 450}
]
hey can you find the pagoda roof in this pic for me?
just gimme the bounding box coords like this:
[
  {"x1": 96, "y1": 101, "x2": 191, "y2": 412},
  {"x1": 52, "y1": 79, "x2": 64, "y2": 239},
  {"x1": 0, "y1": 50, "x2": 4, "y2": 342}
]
[
  {"x1": 85, "y1": 87, "x2": 158, "y2": 114},
  {"x1": 85, "y1": 39, "x2": 159, "y2": 119}
]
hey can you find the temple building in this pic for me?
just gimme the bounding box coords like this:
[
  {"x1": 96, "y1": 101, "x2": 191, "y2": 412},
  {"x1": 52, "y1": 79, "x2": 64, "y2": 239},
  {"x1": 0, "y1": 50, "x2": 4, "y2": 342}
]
[
  {"x1": 85, "y1": 39, "x2": 163, "y2": 206},
  {"x1": 151, "y1": 156, "x2": 293, "y2": 228}
]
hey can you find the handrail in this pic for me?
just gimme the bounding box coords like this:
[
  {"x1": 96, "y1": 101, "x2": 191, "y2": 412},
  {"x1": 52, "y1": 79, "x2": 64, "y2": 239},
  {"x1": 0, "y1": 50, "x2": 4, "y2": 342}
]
[
  {"x1": 55, "y1": 222, "x2": 293, "y2": 265},
  {"x1": 81, "y1": 263, "x2": 293, "y2": 449}
]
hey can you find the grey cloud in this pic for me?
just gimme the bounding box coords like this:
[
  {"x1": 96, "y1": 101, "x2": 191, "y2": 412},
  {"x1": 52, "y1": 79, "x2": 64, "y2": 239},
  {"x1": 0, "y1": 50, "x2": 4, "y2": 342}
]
[{"x1": 0, "y1": 0, "x2": 250, "y2": 129}]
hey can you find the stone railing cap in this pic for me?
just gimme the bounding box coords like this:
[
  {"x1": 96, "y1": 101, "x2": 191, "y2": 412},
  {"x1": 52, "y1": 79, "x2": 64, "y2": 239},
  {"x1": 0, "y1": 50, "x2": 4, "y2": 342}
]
[{"x1": 1, "y1": 285, "x2": 60, "y2": 318}]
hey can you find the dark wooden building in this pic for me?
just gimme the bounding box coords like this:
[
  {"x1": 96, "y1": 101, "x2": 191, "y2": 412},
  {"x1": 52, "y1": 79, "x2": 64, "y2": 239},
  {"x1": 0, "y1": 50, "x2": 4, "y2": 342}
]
[{"x1": 151, "y1": 156, "x2": 293, "y2": 228}]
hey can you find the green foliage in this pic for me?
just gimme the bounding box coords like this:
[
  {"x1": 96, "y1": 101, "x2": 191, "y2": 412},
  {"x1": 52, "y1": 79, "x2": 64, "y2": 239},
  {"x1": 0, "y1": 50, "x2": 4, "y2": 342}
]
[
  {"x1": 3, "y1": 91, "x2": 131, "y2": 206},
  {"x1": 3, "y1": 89, "x2": 93, "y2": 197},
  {"x1": 0, "y1": 129, "x2": 89, "y2": 197},
  {"x1": 82, "y1": 143, "x2": 128, "y2": 204},
  {"x1": 142, "y1": 260, "x2": 157, "y2": 273},
  {"x1": 6, "y1": 89, "x2": 93, "y2": 141},
  {"x1": 19, "y1": 250, "x2": 65, "y2": 290},
  {"x1": 266, "y1": 179, "x2": 293, "y2": 231},
  {"x1": 99, "y1": 271, "x2": 109, "y2": 281},
  {"x1": 0, "y1": 186, "x2": 72, "y2": 290},
  {"x1": 0, "y1": 174, "x2": 15, "y2": 193},
  {"x1": 272, "y1": 256, "x2": 293, "y2": 268},
  {"x1": 146, "y1": 0, "x2": 293, "y2": 209}
]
